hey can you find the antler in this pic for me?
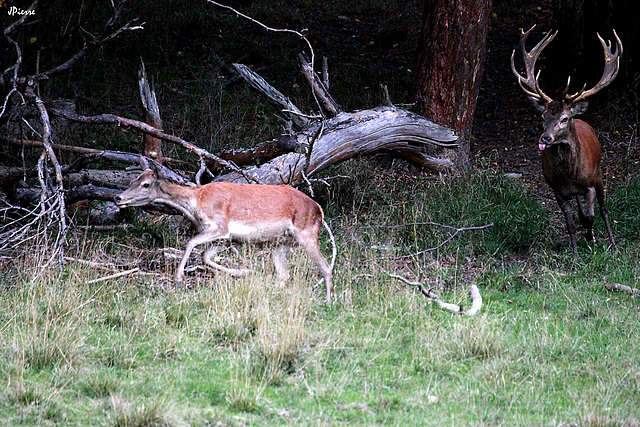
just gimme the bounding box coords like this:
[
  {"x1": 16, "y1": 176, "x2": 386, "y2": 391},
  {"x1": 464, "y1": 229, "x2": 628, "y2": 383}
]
[
  {"x1": 564, "y1": 30, "x2": 623, "y2": 104},
  {"x1": 511, "y1": 25, "x2": 557, "y2": 105}
]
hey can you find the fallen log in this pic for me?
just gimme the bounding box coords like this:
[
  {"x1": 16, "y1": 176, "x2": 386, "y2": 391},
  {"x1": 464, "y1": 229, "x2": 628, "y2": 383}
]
[{"x1": 215, "y1": 106, "x2": 458, "y2": 185}]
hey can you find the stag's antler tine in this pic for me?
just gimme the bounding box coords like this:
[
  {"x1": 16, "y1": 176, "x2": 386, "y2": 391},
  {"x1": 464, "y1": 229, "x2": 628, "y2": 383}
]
[
  {"x1": 565, "y1": 30, "x2": 623, "y2": 103},
  {"x1": 511, "y1": 26, "x2": 556, "y2": 104}
]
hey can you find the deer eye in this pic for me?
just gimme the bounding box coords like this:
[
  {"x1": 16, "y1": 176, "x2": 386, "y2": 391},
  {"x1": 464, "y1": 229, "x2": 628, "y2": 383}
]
[
  {"x1": 561, "y1": 117, "x2": 569, "y2": 124},
  {"x1": 143, "y1": 183, "x2": 150, "y2": 188}
]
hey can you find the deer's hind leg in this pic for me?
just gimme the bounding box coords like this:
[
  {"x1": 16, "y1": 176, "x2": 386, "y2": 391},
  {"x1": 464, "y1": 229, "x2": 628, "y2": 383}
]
[
  {"x1": 295, "y1": 229, "x2": 333, "y2": 302},
  {"x1": 576, "y1": 188, "x2": 596, "y2": 241},
  {"x1": 272, "y1": 244, "x2": 291, "y2": 284},
  {"x1": 595, "y1": 179, "x2": 616, "y2": 250}
]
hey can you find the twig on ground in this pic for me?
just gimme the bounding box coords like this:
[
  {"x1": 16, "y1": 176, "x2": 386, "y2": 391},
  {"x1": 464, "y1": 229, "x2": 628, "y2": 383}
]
[
  {"x1": 86, "y1": 267, "x2": 140, "y2": 284},
  {"x1": 605, "y1": 283, "x2": 639, "y2": 297},
  {"x1": 348, "y1": 273, "x2": 374, "y2": 286},
  {"x1": 390, "y1": 273, "x2": 483, "y2": 316}
]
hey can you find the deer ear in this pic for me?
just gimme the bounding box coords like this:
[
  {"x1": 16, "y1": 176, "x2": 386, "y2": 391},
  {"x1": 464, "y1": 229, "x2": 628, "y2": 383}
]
[
  {"x1": 139, "y1": 154, "x2": 150, "y2": 171},
  {"x1": 155, "y1": 166, "x2": 168, "y2": 180},
  {"x1": 527, "y1": 95, "x2": 548, "y2": 112},
  {"x1": 570, "y1": 100, "x2": 589, "y2": 116}
]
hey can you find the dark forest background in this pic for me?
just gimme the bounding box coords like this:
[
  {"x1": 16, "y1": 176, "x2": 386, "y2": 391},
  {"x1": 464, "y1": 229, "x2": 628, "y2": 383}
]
[{"x1": 2, "y1": 0, "x2": 639, "y2": 175}]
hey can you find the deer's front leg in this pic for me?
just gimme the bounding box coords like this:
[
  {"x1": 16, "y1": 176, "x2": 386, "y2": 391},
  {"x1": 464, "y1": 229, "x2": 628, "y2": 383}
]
[{"x1": 175, "y1": 226, "x2": 227, "y2": 288}]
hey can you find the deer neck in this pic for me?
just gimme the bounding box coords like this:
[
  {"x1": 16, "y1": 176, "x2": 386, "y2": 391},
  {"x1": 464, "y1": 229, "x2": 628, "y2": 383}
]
[
  {"x1": 563, "y1": 121, "x2": 582, "y2": 157},
  {"x1": 154, "y1": 180, "x2": 201, "y2": 227}
]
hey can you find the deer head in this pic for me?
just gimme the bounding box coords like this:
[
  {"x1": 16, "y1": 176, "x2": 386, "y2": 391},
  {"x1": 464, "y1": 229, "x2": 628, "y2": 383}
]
[
  {"x1": 510, "y1": 26, "x2": 622, "y2": 150},
  {"x1": 114, "y1": 156, "x2": 165, "y2": 208}
]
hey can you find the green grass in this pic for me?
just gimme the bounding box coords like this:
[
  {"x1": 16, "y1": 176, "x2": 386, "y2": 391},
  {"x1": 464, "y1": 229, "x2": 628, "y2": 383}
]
[{"x1": 1, "y1": 172, "x2": 639, "y2": 426}]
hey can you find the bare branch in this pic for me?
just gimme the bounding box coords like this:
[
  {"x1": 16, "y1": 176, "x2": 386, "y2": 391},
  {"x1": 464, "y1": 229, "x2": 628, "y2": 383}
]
[
  {"x1": 363, "y1": 221, "x2": 494, "y2": 258},
  {"x1": 298, "y1": 53, "x2": 341, "y2": 116},
  {"x1": 86, "y1": 267, "x2": 140, "y2": 284},
  {"x1": 389, "y1": 273, "x2": 439, "y2": 299},
  {"x1": 2, "y1": 136, "x2": 184, "y2": 166},
  {"x1": 390, "y1": 274, "x2": 483, "y2": 316},
  {"x1": 139, "y1": 59, "x2": 164, "y2": 163},
  {"x1": 207, "y1": 1, "x2": 314, "y2": 66},
  {"x1": 36, "y1": 1, "x2": 143, "y2": 81},
  {"x1": 47, "y1": 106, "x2": 255, "y2": 182},
  {"x1": 232, "y1": 63, "x2": 309, "y2": 129},
  {"x1": 605, "y1": 283, "x2": 639, "y2": 297}
]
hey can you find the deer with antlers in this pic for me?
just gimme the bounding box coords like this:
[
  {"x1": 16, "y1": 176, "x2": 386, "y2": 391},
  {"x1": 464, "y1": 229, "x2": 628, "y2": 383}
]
[
  {"x1": 511, "y1": 26, "x2": 621, "y2": 255},
  {"x1": 115, "y1": 158, "x2": 335, "y2": 302}
]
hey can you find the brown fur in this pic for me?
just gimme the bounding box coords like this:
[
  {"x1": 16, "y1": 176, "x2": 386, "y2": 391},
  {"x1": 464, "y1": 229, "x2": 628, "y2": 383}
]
[
  {"x1": 115, "y1": 170, "x2": 334, "y2": 301},
  {"x1": 538, "y1": 103, "x2": 616, "y2": 254}
]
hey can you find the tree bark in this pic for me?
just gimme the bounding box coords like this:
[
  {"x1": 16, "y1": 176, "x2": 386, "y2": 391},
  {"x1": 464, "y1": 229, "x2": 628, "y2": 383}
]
[{"x1": 413, "y1": 0, "x2": 492, "y2": 171}]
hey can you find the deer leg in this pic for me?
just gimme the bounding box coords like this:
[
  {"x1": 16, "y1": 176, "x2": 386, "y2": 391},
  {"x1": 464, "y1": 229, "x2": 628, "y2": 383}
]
[
  {"x1": 555, "y1": 194, "x2": 578, "y2": 256},
  {"x1": 272, "y1": 244, "x2": 291, "y2": 284},
  {"x1": 203, "y1": 246, "x2": 252, "y2": 277},
  {"x1": 595, "y1": 180, "x2": 617, "y2": 250},
  {"x1": 296, "y1": 230, "x2": 333, "y2": 303},
  {"x1": 576, "y1": 189, "x2": 596, "y2": 241},
  {"x1": 176, "y1": 228, "x2": 226, "y2": 288}
]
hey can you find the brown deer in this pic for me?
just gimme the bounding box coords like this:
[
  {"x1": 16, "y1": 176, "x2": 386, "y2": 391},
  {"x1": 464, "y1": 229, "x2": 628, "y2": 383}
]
[
  {"x1": 511, "y1": 26, "x2": 621, "y2": 255},
  {"x1": 115, "y1": 158, "x2": 335, "y2": 302}
]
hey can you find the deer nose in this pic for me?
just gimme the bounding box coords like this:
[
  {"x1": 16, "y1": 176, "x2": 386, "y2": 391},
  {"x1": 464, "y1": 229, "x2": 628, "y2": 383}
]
[
  {"x1": 114, "y1": 195, "x2": 121, "y2": 204},
  {"x1": 540, "y1": 135, "x2": 553, "y2": 145}
]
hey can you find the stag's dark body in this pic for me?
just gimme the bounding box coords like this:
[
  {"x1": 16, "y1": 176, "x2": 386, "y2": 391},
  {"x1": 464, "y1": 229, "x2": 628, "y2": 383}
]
[
  {"x1": 539, "y1": 102, "x2": 613, "y2": 249},
  {"x1": 511, "y1": 27, "x2": 620, "y2": 254}
]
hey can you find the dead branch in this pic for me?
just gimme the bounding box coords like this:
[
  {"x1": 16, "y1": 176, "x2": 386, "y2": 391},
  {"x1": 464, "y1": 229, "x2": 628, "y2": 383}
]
[
  {"x1": 86, "y1": 267, "x2": 140, "y2": 284},
  {"x1": 23, "y1": 85, "x2": 68, "y2": 264},
  {"x1": 2, "y1": 0, "x2": 38, "y2": 37},
  {"x1": 232, "y1": 63, "x2": 309, "y2": 129},
  {"x1": 35, "y1": 2, "x2": 143, "y2": 81},
  {"x1": 139, "y1": 60, "x2": 164, "y2": 163},
  {"x1": 398, "y1": 222, "x2": 494, "y2": 257},
  {"x1": 390, "y1": 274, "x2": 483, "y2": 316},
  {"x1": 299, "y1": 53, "x2": 341, "y2": 117},
  {"x1": 46, "y1": 106, "x2": 255, "y2": 182},
  {"x1": 1, "y1": 137, "x2": 184, "y2": 166},
  {"x1": 605, "y1": 283, "x2": 639, "y2": 297},
  {"x1": 215, "y1": 135, "x2": 299, "y2": 168},
  {"x1": 207, "y1": 0, "x2": 315, "y2": 65}
]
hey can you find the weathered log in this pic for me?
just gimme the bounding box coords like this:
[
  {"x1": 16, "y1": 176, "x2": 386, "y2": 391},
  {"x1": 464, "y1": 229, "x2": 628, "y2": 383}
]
[
  {"x1": 215, "y1": 134, "x2": 298, "y2": 168},
  {"x1": 0, "y1": 151, "x2": 189, "y2": 186},
  {"x1": 215, "y1": 106, "x2": 458, "y2": 185}
]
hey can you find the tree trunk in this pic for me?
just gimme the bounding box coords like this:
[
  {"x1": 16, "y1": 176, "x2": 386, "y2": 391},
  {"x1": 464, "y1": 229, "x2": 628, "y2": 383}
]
[{"x1": 413, "y1": 0, "x2": 492, "y2": 171}]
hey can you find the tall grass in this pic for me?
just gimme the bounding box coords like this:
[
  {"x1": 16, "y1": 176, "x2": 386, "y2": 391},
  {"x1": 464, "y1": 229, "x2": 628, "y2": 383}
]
[{"x1": 1, "y1": 171, "x2": 639, "y2": 425}]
